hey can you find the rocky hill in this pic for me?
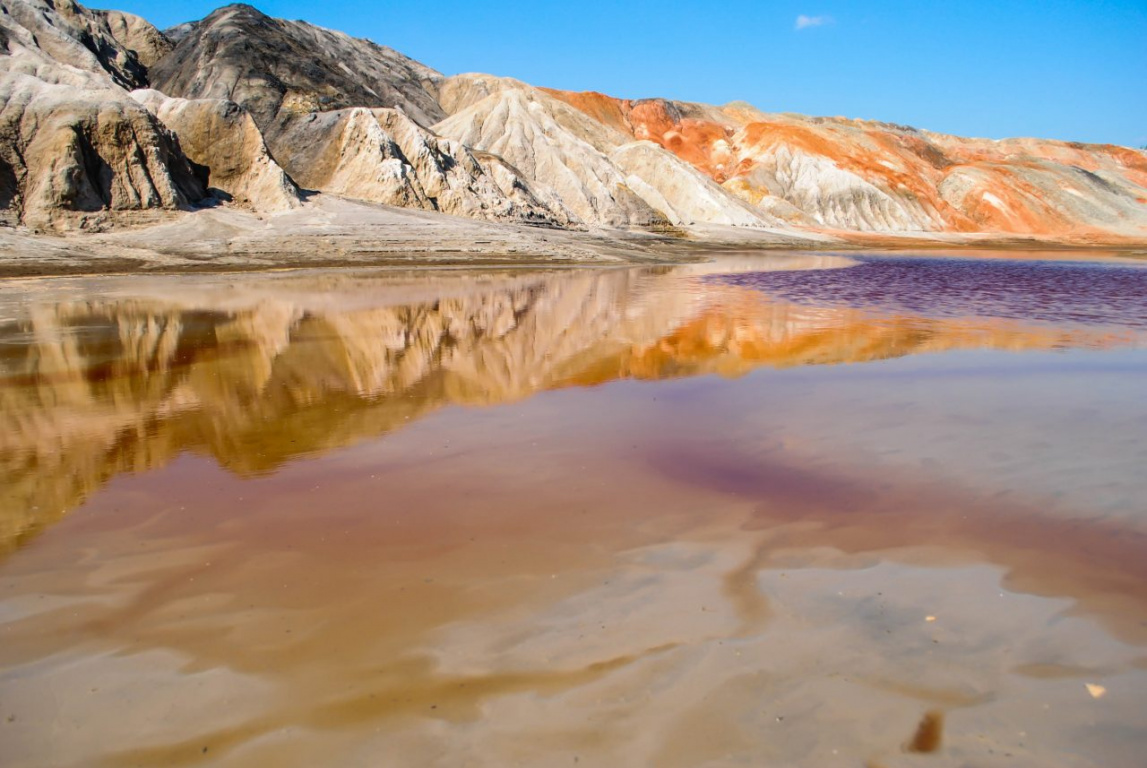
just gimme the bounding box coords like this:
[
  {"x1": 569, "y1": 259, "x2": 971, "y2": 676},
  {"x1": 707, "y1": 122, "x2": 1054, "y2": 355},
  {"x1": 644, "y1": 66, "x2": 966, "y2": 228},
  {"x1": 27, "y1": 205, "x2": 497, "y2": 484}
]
[
  {"x1": 0, "y1": 0, "x2": 1144, "y2": 243},
  {"x1": 542, "y1": 91, "x2": 1147, "y2": 237},
  {"x1": 0, "y1": 0, "x2": 204, "y2": 228}
]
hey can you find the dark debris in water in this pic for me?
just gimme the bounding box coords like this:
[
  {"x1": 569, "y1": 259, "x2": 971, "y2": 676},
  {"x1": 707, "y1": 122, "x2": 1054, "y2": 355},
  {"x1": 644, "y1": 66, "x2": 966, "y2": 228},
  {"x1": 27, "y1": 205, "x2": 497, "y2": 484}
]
[{"x1": 904, "y1": 709, "x2": 944, "y2": 753}]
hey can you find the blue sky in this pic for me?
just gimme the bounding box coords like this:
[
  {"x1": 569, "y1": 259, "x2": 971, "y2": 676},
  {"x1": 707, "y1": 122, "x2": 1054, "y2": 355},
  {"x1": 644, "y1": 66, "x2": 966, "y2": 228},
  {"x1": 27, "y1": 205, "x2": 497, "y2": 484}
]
[{"x1": 115, "y1": 0, "x2": 1146, "y2": 147}]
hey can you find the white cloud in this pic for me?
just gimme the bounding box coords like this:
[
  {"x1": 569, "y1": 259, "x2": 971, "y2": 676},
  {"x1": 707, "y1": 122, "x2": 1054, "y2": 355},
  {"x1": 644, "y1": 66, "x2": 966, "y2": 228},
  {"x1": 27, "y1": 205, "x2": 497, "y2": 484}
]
[{"x1": 795, "y1": 14, "x2": 833, "y2": 30}]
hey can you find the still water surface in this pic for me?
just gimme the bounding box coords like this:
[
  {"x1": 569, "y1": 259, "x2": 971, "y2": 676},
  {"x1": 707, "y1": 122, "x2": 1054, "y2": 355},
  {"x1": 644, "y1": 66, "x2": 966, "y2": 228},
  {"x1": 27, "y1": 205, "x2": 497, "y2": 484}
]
[{"x1": 1, "y1": 251, "x2": 1146, "y2": 767}]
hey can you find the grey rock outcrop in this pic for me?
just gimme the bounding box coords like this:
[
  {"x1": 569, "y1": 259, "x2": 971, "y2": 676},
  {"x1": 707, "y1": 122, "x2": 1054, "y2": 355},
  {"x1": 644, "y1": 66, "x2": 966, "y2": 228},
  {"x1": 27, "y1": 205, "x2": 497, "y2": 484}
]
[
  {"x1": 92, "y1": 8, "x2": 172, "y2": 69},
  {"x1": 2, "y1": 0, "x2": 154, "y2": 87},
  {"x1": 0, "y1": 0, "x2": 204, "y2": 229},
  {"x1": 149, "y1": 3, "x2": 444, "y2": 129},
  {"x1": 148, "y1": 5, "x2": 568, "y2": 226}
]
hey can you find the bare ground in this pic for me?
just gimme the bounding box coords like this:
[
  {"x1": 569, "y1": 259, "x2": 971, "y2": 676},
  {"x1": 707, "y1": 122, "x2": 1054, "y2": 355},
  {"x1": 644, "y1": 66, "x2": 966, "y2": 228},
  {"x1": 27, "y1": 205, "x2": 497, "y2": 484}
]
[{"x1": 1, "y1": 195, "x2": 1143, "y2": 278}]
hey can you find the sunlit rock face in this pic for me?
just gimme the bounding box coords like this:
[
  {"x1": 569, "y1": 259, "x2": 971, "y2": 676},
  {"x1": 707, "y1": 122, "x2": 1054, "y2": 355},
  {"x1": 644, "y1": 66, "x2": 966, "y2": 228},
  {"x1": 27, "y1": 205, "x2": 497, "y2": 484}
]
[
  {"x1": 545, "y1": 91, "x2": 1147, "y2": 237},
  {"x1": 433, "y1": 78, "x2": 667, "y2": 227},
  {"x1": 433, "y1": 76, "x2": 785, "y2": 229},
  {"x1": 609, "y1": 140, "x2": 778, "y2": 228},
  {"x1": 271, "y1": 105, "x2": 567, "y2": 224},
  {"x1": 130, "y1": 89, "x2": 301, "y2": 212},
  {"x1": 2, "y1": 260, "x2": 1136, "y2": 551},
  {"x1": 148, "y1": 6, "x2": 564, "y2": 226},
  {"x1": 0, "y1": 0, "x2": 205, "y2": 229},
  {"x1": 1, "y1": 0, "x2": 1144, "y2": 236}
]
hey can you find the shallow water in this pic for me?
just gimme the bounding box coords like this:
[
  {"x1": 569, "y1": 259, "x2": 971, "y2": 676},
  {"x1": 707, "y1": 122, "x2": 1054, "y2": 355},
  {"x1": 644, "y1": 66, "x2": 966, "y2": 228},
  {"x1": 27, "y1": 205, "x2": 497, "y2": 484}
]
[{"x1": 1, "y1": 251, "x2": 1146, "y2": 767}]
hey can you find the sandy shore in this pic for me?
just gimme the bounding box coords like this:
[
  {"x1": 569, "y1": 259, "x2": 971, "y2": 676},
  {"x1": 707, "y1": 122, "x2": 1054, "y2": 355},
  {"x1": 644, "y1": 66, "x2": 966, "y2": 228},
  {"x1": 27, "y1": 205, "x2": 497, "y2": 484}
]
[{"x1": 2, "y1": 195, "x2": 1144, "y2": 278}]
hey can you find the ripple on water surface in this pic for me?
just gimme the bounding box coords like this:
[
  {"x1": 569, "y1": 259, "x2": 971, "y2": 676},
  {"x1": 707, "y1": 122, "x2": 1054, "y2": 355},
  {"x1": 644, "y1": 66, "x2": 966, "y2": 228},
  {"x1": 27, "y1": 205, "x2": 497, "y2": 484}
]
[
  {"x1": 1, "y1": 253, "x2": 1146, "y2": 767},
  {"x1": 712, "y1": 255, "x2": 1147, "y2": 330}
]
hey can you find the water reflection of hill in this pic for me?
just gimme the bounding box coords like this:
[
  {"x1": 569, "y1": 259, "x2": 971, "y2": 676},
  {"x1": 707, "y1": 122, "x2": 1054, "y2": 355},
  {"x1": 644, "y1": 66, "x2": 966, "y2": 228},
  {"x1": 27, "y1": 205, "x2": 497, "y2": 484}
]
[{"x1": 0, "y1": 263, "x2": 1137, "y2": 552}]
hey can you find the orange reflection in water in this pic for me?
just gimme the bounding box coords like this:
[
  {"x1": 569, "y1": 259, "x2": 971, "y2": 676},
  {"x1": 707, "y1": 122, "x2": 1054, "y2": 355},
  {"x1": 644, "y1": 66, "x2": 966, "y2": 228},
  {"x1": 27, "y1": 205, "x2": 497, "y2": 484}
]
[{"x1": 1, "y1": 254, "x2": 1146, "y2": 767}]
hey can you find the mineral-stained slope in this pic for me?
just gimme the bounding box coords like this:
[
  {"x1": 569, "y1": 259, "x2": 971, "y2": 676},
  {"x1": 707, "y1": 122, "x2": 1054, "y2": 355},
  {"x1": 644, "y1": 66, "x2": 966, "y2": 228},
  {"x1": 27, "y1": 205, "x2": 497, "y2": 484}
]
[
  {"x1": 609, "y1": 140, "x2": 778, "y2": 227},
  {"x1": 0, "y1": 0, "x2": 1144, "y2": 240},
  {"x1": 545, "y1": 91, "x2": 1147, "y2": 237},
  {"x1": 433, "y1": 79, "x2": 666, "y2": 227},
  {"x1": 435, "y1": 75, "x2": 786, "y2": 229}
]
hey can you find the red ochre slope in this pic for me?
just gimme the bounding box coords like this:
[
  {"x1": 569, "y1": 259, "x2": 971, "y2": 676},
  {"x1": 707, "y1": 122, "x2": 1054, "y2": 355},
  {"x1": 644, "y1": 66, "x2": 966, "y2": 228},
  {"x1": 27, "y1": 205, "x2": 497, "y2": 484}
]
[{"x1": 542, "y1": 89, "x2": 1147, "y2": 240}]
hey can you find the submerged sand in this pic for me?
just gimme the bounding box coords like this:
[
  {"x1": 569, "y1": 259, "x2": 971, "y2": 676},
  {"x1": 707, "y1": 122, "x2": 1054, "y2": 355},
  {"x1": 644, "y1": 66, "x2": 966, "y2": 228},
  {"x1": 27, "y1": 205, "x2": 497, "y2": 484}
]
[{"x1": 1, "y1": 253, "x2": 1146, "y2": 767}]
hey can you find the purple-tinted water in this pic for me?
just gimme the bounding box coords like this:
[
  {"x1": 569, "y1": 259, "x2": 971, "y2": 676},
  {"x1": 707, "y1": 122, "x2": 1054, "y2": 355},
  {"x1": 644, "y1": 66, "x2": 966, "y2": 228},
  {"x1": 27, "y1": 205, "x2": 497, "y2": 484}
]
[
  {"x1": 2, "y1": 259, "x2": 1147, "y2": 767},
  {"x1": 710, "y1": 256, "x2": 1147, "y2": 330}
]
